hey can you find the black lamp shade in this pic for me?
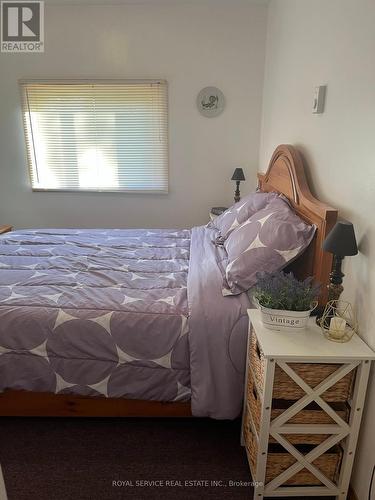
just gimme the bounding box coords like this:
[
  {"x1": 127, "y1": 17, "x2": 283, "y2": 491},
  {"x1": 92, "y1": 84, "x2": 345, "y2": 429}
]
[
  {"x1": 231, "y1": 168, "x2": 245, "y2": 181},
  {"x1": 323, "y1": 220, "x2": 358, "y2": 257}
]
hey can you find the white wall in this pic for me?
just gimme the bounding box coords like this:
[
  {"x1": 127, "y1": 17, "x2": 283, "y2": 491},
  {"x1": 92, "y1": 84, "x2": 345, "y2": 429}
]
[
  {"x1": 0, "y1": 2, "x2": 267, "y2": 229},
  {"x1": 260, "y1": 1, "x2": 375, "y2": 497}
]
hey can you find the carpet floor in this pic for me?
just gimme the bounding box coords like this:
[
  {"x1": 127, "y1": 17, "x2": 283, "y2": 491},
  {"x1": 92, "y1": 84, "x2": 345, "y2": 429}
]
[{"x1": 0, "y1": 417, "x2": 336, "y2": 500}]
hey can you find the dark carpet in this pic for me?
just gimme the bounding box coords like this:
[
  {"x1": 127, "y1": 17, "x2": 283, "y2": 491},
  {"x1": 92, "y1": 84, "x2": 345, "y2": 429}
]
[
  {"x1": 0, "y1": 418, "x2": 336, "y2": 500},
  {"x1": 0, "y1": 417, "x2": 252, "y2": 500}
]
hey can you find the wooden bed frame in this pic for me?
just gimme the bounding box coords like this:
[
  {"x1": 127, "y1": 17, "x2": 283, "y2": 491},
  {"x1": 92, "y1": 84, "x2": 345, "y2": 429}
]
[
  {"x1": 257, "y1": 144, "x2": 337, "y2": 304},
  {"x1": 0, "y1": 145, "x2": 337, "y2": 417}
]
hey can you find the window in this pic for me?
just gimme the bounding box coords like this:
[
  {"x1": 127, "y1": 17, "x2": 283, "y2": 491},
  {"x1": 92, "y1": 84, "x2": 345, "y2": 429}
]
[{"x1": 20, "y1": 80, "x2": 168, "y2": 192}]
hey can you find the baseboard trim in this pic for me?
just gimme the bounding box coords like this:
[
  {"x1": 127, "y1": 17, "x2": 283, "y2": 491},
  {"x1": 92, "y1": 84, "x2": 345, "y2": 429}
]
[{"x1": 348, "y1": 484, "x2": 358, "y2": 500}]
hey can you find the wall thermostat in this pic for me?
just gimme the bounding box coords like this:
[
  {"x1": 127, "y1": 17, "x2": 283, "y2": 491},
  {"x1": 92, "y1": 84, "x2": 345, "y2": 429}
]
[{"x1": 312, "y1": 85, "x2": 326, "y2": 114}]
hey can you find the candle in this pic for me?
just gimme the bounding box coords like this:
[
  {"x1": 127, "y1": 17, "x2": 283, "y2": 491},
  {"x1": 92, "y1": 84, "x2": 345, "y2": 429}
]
[{"x1": 329, "y1": 316, "x2": 347, "y2": 339}]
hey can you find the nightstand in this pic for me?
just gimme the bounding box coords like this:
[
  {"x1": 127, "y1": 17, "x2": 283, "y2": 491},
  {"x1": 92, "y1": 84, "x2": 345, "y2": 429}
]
[
  {"x1": 242, "y1": 309, "x2": 375, "y2": 499},
  {"x1": 0, "y1": 225, "x2": 12, "y2": 235},
  {"x1": 209, "y1": 207, "x2": 228, "y2": 222}
]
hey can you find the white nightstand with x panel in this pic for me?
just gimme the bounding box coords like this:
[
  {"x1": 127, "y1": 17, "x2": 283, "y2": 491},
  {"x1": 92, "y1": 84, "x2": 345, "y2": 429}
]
[{"x1": 242, "y1": 309, "x2": 374, "y2": 500}]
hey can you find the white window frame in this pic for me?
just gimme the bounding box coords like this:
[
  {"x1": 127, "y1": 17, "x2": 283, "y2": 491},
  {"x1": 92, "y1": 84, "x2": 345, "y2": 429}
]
[{"x1": 19, "y1": 79, "x2": 169, "y2": 194}]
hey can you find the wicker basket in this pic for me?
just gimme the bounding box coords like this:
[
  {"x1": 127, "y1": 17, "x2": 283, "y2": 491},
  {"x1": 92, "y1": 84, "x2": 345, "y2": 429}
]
[
  {"x1": 244, "y1": 416, "x2": 342, "y2": 486},
  {"x1": 249, "y1": 331, "x2": 354, "y2": 402},
  {"x1": 243, "y1": 404, "x2": 257, "y2": 477},
  {"x1": 247, "y1": 371, "x2": 349, "y2": 445}
]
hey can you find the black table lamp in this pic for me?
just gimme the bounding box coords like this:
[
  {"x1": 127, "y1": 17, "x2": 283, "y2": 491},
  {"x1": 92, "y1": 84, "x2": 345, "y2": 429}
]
[
  {"x1": 323, "y1": 220, "x2": 358, "y2": 301},
  {"x1": 231, "y1": 168, "x2": 245, "y2": 203}
]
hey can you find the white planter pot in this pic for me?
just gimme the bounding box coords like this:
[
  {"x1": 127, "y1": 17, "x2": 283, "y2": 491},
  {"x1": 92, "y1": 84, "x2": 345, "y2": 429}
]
[{"x1": 257, "y1": 302, "x2": 317, "y2": 331}]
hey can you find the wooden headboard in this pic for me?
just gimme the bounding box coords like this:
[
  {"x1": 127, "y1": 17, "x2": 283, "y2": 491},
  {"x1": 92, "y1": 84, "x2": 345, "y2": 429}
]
[{"x1": 257, "y1": 145, "x2": 338, "y2": 305}]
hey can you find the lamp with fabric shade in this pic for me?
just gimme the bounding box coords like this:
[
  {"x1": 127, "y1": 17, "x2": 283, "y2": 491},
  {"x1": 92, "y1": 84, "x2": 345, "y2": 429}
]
[
  {"x1": 323, "y1": 220, "x2": 358, "y2": 302},
  {"x1": 231, "y1": 168, "x2": 245, "y2": 203}
]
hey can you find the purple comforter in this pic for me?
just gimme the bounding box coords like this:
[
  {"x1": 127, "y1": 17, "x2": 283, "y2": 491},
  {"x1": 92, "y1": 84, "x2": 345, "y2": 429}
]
[{"x1": 0, "y1": 226, "x2": 250, "y2": 418}]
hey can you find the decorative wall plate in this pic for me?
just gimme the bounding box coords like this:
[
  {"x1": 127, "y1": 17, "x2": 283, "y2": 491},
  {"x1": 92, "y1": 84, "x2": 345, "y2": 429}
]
[{"x1": 197, "y1": 86, "x2": 225, "y2": 117}]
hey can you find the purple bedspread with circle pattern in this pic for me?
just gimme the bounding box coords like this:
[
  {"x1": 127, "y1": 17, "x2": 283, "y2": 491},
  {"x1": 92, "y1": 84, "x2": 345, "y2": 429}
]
[{"x1": 0, "y1": 227, "x2": 250, "y2": 418}]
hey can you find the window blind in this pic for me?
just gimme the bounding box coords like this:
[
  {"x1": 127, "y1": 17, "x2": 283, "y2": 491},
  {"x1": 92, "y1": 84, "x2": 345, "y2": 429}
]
[{"x1": 20, "y1": 80, "x2": 169, "y2": 192}]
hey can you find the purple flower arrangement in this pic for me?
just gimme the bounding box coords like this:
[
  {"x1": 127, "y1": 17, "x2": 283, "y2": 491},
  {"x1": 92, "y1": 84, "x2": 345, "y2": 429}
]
[{"x1": 253, "y1": 271, "x2": 321, "y2": 312}]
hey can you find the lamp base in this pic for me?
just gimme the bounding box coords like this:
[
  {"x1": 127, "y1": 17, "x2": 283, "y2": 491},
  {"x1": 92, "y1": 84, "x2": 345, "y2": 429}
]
[
  {"x1": 234, "y1": 180, "x2": 241, "y2": 203},
  {"x1": 327, "y1": 282, "x2": 344, "y2": 302},
  {"x1": 316, "y1": 255, "x2": 344, "y2": 325},
  {"x1": 328, "y1": 255, "x2": 345, "y2": 301}
]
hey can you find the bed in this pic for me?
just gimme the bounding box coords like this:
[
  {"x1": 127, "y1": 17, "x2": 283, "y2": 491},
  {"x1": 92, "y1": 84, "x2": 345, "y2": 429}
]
[{"x1": 0, "y1": 145, "x2": 338, "y2": 418}]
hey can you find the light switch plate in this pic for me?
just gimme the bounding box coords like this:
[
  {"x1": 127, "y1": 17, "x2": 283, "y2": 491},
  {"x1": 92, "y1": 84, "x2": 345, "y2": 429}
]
[{"x1": 312, "y1": 85, "x2": 326, "y2": 114}]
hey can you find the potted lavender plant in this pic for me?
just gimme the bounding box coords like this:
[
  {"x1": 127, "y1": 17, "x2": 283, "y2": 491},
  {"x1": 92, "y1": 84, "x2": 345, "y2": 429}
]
[{"x1": 251, "y1": 271, "x2": 320, "y2": 331}]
